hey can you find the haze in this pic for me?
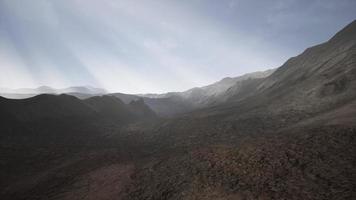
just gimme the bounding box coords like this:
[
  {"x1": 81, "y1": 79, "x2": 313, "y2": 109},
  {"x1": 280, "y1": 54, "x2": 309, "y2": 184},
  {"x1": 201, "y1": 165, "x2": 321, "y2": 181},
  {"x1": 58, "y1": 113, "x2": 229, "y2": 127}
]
[{"x1": 0, "y1": 0, "x2": 355, "y2": 93}]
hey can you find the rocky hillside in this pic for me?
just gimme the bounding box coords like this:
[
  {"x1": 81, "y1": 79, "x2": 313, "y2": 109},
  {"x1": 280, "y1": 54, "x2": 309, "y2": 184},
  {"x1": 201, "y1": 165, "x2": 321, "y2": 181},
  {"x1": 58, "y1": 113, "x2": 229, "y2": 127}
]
[
  {"x1": 0, "y1": 94, "x2": 157, "y2": 146},
  {"x1": 108, "y1": 69, "x2": 274, "y2": 117},
  {"x1": 1, "y1": 21, "x2": 355, "y2": 200},
  {"x1": 122, "y1": 20, "x2": 356, "y2": 200}
]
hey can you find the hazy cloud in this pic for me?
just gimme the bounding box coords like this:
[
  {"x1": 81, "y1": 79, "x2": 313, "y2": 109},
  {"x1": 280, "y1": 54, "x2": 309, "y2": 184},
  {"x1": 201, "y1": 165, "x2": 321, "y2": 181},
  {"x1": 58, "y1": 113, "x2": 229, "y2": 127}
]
[{"x1": 0, "y1": 0, "x2": 355, "y2": 93}]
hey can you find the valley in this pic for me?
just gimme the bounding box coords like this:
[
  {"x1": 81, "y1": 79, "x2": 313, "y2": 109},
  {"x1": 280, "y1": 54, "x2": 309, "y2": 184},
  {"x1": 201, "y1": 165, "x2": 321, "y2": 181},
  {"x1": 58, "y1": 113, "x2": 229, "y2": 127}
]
[{"x1": 0, "y1": 20, "x2": 356, "y2": 200}]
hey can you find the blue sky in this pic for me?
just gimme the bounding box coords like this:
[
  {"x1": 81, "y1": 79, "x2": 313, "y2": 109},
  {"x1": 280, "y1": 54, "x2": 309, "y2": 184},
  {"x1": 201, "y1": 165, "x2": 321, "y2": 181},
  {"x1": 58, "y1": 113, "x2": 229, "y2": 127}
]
[{"x1": 0, "y1": 0, "x2": 355, "y2": 93}]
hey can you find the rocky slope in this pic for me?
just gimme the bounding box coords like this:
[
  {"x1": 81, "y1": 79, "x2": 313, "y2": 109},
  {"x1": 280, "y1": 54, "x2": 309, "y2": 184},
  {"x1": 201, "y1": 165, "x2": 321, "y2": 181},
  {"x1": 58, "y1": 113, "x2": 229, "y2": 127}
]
[
  {"x1": 0, "y1": 20, "x2": 355, "y2": 200},
  {"x1": 0, "y1": 94, "x2": 157, "y2": 146},
  {"x1": 122, "y1": 20, "x2": 356, "y2": 200},
  {"x1": 108, "y1": 69, "x2": 274, "y2": 117}
]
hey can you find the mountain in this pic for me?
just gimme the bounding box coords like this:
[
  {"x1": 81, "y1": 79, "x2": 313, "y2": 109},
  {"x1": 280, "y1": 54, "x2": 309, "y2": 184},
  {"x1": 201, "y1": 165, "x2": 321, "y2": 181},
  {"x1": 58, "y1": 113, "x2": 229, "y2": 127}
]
[
  {"x1": 151, "y1": 20, "x2": 356, "y2": 140},
  {"x1": 239, "y1": 21, "x2": 356, "y2": 120},
  {"x1": 0, "y1": 72, "x2": 274, "y2": 117},
  {"x1": 123, "y1": 20, "x2": 356, "y2": 200},
  {"x1": 84, "y1": 96, "x2": 157, "y2": 121},
  {"x1": 1, "y1": 94, "x2": 156, "y2": 124},
  {"x1": 0, "y1": 94, "x2": 157, "y2": 145},
  {"x1": 141, "y1": 69, "x2": 274, "y2": 100},
  {"x1": 0, "y1": 86, "x2": 107, "y2": 99},
  {"x1": 1, "y1": 21, "x2": 356, "y2": 200},
  {"x1": 0, "y1": 94, "x2": 95, "y2": 122},
  {"x1": 109, "y1": 69, "x2": 275, "y2": 117},
  {"x1": 60, "y1": 86, "x2": 107, "y2": 94},
  {"x1": 139, "y1": 69, "x2": 275, "y2": 107},
  {"x1": 110, "y1": 93, "x2": 195, "y2": 117}
]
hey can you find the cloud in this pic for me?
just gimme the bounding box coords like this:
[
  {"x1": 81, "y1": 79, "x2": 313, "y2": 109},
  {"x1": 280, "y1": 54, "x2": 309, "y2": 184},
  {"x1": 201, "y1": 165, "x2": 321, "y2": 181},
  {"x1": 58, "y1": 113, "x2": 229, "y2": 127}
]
[
  {"x1": 0, "y1": 0, "x2": 355, "y2": 93},
  {"x1": 0, "y1": 36, "x2": 37, "y2": 88}
]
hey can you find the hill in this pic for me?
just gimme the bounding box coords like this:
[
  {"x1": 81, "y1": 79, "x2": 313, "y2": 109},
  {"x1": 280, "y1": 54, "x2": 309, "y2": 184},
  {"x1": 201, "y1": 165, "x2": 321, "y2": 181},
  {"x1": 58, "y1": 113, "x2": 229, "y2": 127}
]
[
  {"x1": 123, "y1": 20, "x2": 356, "y2": 200},
  {"x1": 0, "y1": 20, "x2": 355, "y2": 200}
]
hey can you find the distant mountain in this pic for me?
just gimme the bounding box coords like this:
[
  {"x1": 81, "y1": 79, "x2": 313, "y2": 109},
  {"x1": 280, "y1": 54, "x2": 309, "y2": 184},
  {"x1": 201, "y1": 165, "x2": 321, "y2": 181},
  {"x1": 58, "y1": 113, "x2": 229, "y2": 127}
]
[
  {"x1": 61, "y1": 86, "x2": 106, "y2": 94},
  {"x1": 0, "y1": 73, "x2": 275, "y2": 117},
  {"x1": 110, "y1": 69, "x2": 275, "y2": 117},
  {"x1": 110, "y1": 93, "x2": 194, "y2": 117},
  {"x1": 0, "y1": 86, "x2": 107, "y2": 99},
  {"x1": 84, "y1": 95, "x2": 157, "y2": 121},
  {"x1": 1, "y1": 20, "x2": 356, "y2": 200},
  {"x1": 139, "y1": 69, "x2": 275, "y2": 106}
]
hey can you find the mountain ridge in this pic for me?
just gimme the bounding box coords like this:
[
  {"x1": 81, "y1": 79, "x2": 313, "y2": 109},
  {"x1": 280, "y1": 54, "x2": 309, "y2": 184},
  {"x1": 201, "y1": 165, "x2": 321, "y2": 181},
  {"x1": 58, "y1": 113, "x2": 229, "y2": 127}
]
[
  {"x1": 1, "y1": 20, "x2": 356, "y2": 200},
  {"x1": 0, "y1": 86, "x2": 107, "y2": 99}
]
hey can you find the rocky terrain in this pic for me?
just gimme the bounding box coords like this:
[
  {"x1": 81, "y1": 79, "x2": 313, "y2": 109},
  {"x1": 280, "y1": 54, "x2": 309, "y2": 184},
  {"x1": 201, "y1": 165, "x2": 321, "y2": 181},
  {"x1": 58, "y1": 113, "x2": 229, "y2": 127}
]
[{"x1": 0, "y1": 20, "x2": 355, "y2": 200}]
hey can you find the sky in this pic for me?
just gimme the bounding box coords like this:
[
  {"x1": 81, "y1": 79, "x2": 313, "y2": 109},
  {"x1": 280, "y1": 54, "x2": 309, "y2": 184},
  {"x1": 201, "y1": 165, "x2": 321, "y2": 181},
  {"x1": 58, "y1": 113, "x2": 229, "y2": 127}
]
[{"x1": 0, "y1": 0, "x2": 355, "y2": 93}]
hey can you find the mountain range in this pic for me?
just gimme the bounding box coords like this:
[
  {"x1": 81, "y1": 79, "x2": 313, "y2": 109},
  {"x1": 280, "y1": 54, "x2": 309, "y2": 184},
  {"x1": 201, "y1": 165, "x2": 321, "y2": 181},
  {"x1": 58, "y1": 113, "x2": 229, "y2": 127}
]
[
  {"x1": 0, "y1": 86, "x2": 107, "y2": 99},
  {"x1": 0, "y1": 69, "x2": 275, "y2": 117},
  {"x1": 0, "y1": 20, "x2": 355, "y2": 200}
]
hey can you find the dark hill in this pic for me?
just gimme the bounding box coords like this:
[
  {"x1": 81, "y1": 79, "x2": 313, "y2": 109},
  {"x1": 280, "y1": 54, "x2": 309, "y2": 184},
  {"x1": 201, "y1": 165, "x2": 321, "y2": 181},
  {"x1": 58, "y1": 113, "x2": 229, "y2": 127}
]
[
  {"x1": 0, "y1": 94, "x2": 95, "y2": 122},
  {"x1": 1, "y1": 21, "x2": 356, "y2": 200},
  {"x1": 0, "y1": 94, "x2": 157, "y2": 146},
  {"x1": 84, "y1": 95, "x2": 134, "y2": 121}
]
